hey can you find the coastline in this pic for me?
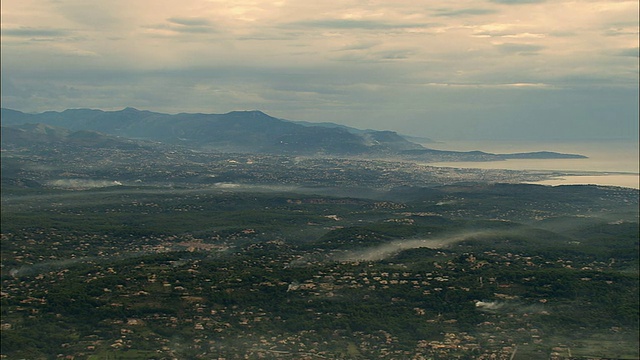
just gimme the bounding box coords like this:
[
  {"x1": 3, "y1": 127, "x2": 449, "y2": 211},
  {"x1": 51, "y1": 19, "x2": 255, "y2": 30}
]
[
  {"x1": 524, "y1": 173, "x2": 639, "y2": 189},
  {"x1": 421, "y1": 140, "x2": 639, "y2": 189}
]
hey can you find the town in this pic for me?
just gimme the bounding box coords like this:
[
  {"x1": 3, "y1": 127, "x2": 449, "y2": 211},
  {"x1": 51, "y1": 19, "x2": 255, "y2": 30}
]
[{"x1": 1, "y1": 137, "x2": 638, "y2": 359}]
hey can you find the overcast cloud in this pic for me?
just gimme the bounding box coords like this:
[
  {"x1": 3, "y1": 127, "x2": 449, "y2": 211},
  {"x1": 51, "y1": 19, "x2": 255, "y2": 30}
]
[{"x1": 1, "y1": 0, "x2": 638, "y2": 140}]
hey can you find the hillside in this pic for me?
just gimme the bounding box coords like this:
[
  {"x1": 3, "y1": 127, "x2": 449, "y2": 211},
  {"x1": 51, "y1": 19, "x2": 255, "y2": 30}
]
[
  {"x1": 1, "y1": 107, "x2": 586, "y2": 160},
  {"x1": 0, "y1": 108, "x2": 424, "y2": 155},
  {"x1": 1, "y1": 117, "x2": 637, "y2": 359},
  {"x1": 1, "y1": 123, "x2": 145, "y2": 150}
]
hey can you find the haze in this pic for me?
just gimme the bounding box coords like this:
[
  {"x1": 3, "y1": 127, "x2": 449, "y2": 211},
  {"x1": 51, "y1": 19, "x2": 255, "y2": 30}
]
[{"x1": 1, "y1": 0, "x2": 638, "y2": 140}]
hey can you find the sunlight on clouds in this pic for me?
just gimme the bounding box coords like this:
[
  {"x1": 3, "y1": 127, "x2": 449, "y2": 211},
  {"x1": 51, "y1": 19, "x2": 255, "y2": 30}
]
[
  {"x1": 51, "y1": 43, "x2": 100, "y2": 58},
  {"x1": 421, "y1": 82, "x2": 552, "y2": 89},
  {"x1": 1, "y1": 0, "x2": 637, "y2": 140},
  {"x1": 502, "y1": 32, "x2": 546, "y2": 38}
]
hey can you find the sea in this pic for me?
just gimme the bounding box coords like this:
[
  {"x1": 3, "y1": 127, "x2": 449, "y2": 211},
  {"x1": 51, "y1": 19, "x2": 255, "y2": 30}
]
[{"x1": 422, "y1": 140, "x2": 639, "y2": 189}]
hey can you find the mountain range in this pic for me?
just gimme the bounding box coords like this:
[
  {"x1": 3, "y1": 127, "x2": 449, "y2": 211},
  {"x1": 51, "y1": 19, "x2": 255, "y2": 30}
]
[{"x1": 0, "y1": 107, "x2": 586, "y2": 161}]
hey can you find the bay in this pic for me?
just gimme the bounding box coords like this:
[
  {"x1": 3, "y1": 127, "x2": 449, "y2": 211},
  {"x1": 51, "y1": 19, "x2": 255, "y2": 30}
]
[{"x1": 422, "y1": 140, "x2": 639, "y2": 189}]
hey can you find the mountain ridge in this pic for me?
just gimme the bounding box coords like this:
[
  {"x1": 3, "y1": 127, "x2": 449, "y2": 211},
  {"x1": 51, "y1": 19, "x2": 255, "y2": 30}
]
[
  {"x1": 1, "y1": 107, "x2": 586, "y2": 160},
  {"x1": 0, "y1": 107, "x2": 424, "y2": 155}
]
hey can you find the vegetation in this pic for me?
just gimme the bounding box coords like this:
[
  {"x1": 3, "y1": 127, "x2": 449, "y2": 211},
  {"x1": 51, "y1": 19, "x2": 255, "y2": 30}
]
[
  {"x1": 1, "y1": 138, "x2": 638, "y2": 359},
  {"x1": 1, "y1": 182, "x2": 638, "y2": 359}
]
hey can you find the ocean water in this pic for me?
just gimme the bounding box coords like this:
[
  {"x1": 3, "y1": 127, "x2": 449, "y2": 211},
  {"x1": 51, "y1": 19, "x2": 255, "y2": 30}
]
[{"x1": 423, "y1": 140, "x2": 639, "y2": 189}]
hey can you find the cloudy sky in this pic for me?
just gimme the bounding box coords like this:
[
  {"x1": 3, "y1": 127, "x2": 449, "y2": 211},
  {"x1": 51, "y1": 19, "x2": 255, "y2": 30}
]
[{"x1": 1, "y1": 0, "x2": 638, "y2": 140}]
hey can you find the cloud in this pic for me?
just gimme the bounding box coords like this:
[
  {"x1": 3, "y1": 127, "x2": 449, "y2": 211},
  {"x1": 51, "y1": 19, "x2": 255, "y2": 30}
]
[
  {"x1": 337, "y1": 41, "x2": 381, "y2": 51},
  {"x1": 422, "y1": 82, "x2": 551, "y2": 89},
  {"x1": 375, "y1": 49, "x2": 415, "y2": 60},
  {"x1": 1, "y1": 76, "x2": 31, "y2": 99},
  {"x1": 1, "y1": 27, "x2": 70, "y2": 38},
  {"x1": 52, "y1": 1, "x2": 123, "y2": 28},
  {"x1": 331, "y1": 48, "x2": 417, "y2": 63},
  {"x1": 144, "y1": 17, "x2": 217, "y2": 35},
  {"x1": 495, "y1": 42, "x2": 545, "y2": 55},
  {"x1": 434, "y1": 8, "x2": 499, "y2": 17},
  {"x1": 167, "y1": 17, "x2": 213, "y2": 27},
  {"x1": 169, "y1": 26, "x2": 217, "y2": 34},
  {"x1": 1, "y1": 0, "x2": 637, "y2": 141},
  {"x1": 603, "y1": 22, "x2": 639, "y2": 37},
  {"x1": 474, "y1": 30, "x2": 546, "y2": 39},
  {"x1": 616, "y1": 47, "x2": 639, "y2": 57},
  {"x1": 167, "y1": 17, "x2": 216, "y2": 34},
  {"x1": 286, "y1": 19, "x2": 428, "y2": 30},
  {"x1": 50, "y1": 43, "x2": 99, "y2": 57},
  {"x1": 2, "y1": 64, "x2": 637, "y2": 140},
  {"x1": 489, "y1": 0, "x2": 546, "y2": 4}
]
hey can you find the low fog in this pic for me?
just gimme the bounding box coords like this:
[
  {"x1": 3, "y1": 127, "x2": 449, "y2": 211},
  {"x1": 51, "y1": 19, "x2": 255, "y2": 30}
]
[
  {"x1": 48, "y1": 179, "x2": 123, "y2": 189},
  {"x1": 333, "y1": 230, "x2": 502, "y2": 262},
  {"x1": 475, "y1": 300, "x2": 549, "y2": 316}
]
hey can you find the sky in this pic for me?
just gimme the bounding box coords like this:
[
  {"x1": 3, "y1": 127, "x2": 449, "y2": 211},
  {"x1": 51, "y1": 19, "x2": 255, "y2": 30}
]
[{"x1": 1, "y1": 0, "x2": 638, "y2": 140}]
